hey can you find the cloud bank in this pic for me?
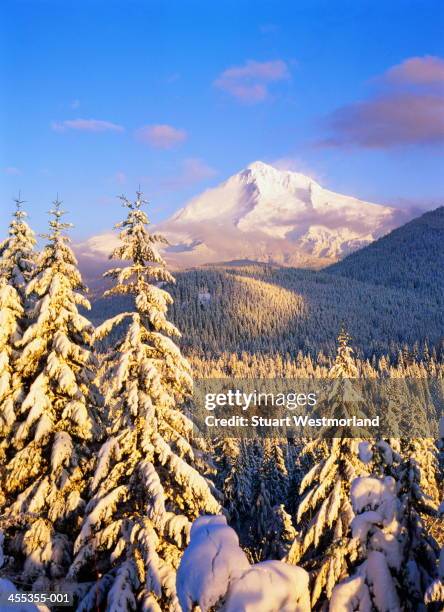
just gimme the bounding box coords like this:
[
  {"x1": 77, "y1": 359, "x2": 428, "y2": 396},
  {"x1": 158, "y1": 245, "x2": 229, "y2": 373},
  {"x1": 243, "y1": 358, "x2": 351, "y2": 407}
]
[
  {"x1": 320, "y1": 55, "x2": 444, "y2": 148},
  {"x1": 322, "y1": 93, "x2": 444, "y2": 148}
]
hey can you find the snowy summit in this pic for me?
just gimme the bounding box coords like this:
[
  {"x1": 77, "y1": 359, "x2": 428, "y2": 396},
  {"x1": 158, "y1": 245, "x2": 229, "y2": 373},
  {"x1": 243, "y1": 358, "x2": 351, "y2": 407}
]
[
  {"x1": 157, "y1": 161, "x2": 405, "y2": 268},
  {"x1": 76, "y1": 161, "x2": 407, "y2": 272}
]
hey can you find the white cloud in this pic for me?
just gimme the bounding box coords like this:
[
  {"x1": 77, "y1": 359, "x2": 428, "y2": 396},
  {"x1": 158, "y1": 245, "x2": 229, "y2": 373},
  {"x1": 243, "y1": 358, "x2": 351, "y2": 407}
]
[
  {"x1": 76, "y1": 232, "x2": 119, "y2": 259},
  {"x1": 52, "y1": 118, "x2": 124, "y2": 133},
  {"x1": 135, "y1": 124, "x2": 187, "y2": 149}
]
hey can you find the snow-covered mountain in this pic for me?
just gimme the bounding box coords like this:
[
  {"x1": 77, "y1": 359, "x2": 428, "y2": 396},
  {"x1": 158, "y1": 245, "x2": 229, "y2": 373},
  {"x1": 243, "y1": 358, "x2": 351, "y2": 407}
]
[
  {"x1": 156, "y1": 161, "x2": 406, "y2": 268},
  {"x1": 76, "y1": 161, "x2": 409, "y2": 276}
]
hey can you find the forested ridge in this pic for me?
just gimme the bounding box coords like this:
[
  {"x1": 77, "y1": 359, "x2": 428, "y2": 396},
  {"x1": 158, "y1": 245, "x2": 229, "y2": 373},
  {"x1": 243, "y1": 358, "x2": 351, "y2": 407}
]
[
  {"x1": 89, "y1": 262, "x2": 444, "y2": 362},
  {"x1": 327, "y1": 206, "x2": 444, "y2": 301}
]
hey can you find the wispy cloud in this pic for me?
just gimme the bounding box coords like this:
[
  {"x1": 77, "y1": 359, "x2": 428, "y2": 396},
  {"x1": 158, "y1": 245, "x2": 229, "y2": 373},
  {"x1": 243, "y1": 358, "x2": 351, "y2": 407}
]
[
  {"x1": 71, "y1": 99, "x2": 80, "y2": 109},
  {"x1": 135, "y1": 124, "x2": 187, "y2": 149},
  {"x1": 386, "y1": 196, "x2": 444, "y2": 217},
  {"x1": 52, "y1": 118, "x2": 124, "y2": 133},
  {"x1": 162, "y1": 158, "x2": 217, "y2": 189},
  {"x1": 3, "y1": 166, "x2": 21, "y2": 175},
  {"x1": 214, "y1": 59, "x2": 290, "y2": 103},
  {"x1": 319, "y1": 55, "x2": 444, "y2": 148}
]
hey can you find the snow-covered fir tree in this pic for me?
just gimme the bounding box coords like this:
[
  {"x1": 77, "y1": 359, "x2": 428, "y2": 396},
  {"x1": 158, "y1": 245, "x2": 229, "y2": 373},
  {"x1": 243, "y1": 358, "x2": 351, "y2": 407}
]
[
  {"x1": 264, "y1": 504, "x2": 297, "y2": 561},
  {"x1": 287, "y1": 328, "x2": 369, "y2": 608},
  {"x1": 221, "y1": 439, "x2": 263, "y2": 556},
  {"x1": 425, "y1": 546, "x2": 444, "y2": 609},
  {"x1": 329, "y1": 326, "x2": 359, "y2": 379},
  {"x1": 393, "y1": 440, "x2": 441, "y2": 609},
  {"x1": 69, "y1": 192, "x2": 221, "y2": 611},
  {"x1": 255, "y1": 439, "x2": 293, "y2": 561},
  {"x1": 261, "y1": 439, "x2": 290, "y2": 511},
  {"x1": 215, "y1": 437, "x2": 241, "y2": 486},
  {"x1": 0, "y1": 196, "x2": 36, "y2": 464},
  {"x1": 0, "y1": 195, "x2": 36, "y2": 294},
  {"x1": 0, "y1": 199, "x2": 100, "y2": 591},
  {"x1": 327, "y1": 403, "x2": 441, "y2": 609},
  {"x1": 331, "y1": 465, "x2": 440, "y2": 611},
  {"x1": 329, "y1": 475, "x2": 403, "y2": 611}
]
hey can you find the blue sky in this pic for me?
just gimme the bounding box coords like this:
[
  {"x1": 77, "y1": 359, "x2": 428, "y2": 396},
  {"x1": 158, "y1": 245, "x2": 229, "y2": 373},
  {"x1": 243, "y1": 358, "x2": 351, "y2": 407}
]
[{"x1": 1, "y1": 0, "x2": 444, "y2": 239}]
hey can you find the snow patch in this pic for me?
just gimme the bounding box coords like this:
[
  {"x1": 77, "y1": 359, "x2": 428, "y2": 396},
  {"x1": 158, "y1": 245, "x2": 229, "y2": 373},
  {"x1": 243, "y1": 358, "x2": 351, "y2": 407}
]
[
  {"x1": 176, "y1": 515, "x2": 249, "y2": 611},
  {"x1": 222, "y1": 560, "x2": 310, "y2": 612},
  {"x1": 358, "y1": 441, "x2": 373, "y2": 464},
  {"x1": 350, "y1": 476, "x2": 397, "y2": 515}
]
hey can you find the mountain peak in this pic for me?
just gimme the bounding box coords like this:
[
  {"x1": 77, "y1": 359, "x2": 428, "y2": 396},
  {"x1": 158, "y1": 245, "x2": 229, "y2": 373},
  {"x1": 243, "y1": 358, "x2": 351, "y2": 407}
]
[
  {"x1": 246, "y1": 160, "x2": 274, "y2": 172},
  {"x1": 243, "y1": 160, "x2": 282, "y2": 183},
  {"x1": 154, "y1": 162, "x2": 406, "y2": 268},
  {"x1": 243, "y1": 160, "x2": 317, "y2": 190},
  {"x1": 79, "y1": 162, "x2": 407, "y2": 270}
]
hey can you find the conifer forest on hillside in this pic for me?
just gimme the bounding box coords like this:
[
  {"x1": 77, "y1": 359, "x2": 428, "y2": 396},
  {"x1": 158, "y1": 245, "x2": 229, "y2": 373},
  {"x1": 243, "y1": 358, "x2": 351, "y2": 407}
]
[{"x1": 0, "y1": 194, "x2": 443, "y2": 612}]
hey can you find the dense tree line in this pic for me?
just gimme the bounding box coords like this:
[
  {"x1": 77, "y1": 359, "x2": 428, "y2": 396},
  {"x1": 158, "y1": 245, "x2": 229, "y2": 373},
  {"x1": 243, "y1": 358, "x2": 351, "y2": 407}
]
[
  {"x1": 328, "y1": 206, "x2": 444, "y2": 304},
  {"x1": 89, "y1": 263, "x2": 444, "y2": 362}
]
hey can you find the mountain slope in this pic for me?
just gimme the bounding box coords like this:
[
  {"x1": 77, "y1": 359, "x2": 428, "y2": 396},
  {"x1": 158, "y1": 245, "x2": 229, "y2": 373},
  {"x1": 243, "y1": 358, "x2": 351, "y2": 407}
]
[
  {"x1": 89, "y1": 263, "x2": 444, "y2": 359},
  {"x1": 76, "y1": 161, "x2": 408, "y2": 272},
  {"x1": 157, "y1": 161, "x2": 406, "y2": 268},
  {"x1": 327, "y1": 206, "x2": 444, "y2": 303}
]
